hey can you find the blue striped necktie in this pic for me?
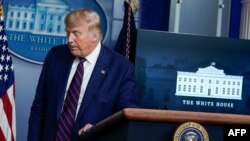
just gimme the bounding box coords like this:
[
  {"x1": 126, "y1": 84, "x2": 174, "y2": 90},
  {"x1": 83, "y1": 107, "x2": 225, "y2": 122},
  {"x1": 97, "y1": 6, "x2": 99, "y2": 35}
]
[{"x1": 55, "y1": 58, "x2": 86, "y2": 141}]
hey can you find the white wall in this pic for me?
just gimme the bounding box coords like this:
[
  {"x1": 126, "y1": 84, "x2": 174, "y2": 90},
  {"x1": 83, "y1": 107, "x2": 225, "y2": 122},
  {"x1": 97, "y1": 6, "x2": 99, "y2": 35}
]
[{"x1": 169, "y1": 0, "x2": 231, "y2": 37}]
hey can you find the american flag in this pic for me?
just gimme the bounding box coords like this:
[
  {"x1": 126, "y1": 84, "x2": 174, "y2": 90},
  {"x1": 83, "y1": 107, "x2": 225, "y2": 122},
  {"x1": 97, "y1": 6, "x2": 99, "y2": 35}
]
[{"x1": 0, "y1": 1, "x2": 16, "y2": 141}]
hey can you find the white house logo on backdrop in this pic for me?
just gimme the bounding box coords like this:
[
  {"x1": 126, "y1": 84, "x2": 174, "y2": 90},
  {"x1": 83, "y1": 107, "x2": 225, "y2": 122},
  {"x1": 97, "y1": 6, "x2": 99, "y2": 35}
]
[
  {"x1": 6, "y1": 0, "x2": 69, "y2": 36},
  {"x1": 175, "y1": 62, "x2": 243, "y2": 100},
  {"x1": 4, "y1": 0, "x2": 107, "y2": 64}
]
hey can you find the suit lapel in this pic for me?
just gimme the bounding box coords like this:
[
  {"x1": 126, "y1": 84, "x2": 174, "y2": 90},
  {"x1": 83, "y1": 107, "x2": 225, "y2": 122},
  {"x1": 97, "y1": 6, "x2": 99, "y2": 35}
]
[
  {"x1": 76, "y1": 46, "x2": 110, "y2": 121},
  {"x1": 56, "y1": 49, "x2": 75, "y2": 120}
]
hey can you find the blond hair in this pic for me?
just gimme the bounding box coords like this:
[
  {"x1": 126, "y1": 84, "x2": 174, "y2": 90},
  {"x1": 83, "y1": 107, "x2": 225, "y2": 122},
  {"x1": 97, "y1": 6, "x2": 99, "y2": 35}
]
[{"x1": 64, "y1": 8, "x2": 103, "y2": 39}]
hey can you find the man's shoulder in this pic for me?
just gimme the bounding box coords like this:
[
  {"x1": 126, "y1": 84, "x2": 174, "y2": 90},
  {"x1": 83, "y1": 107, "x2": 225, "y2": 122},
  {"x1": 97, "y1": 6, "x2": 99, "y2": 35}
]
[
  {"x1": 100, "y1": 45, "x2": 134, "y2": 72},
  {"x1": 101, "y1": 45, "x2": 131, "y2": 63},
  {"x1": 45, "y1": 44, "x2": 71, "y2": 60},
  {"x1": 47, "y1": 44, "x2": 69, "y2": 55},
  {"x1": 50, "y1": 44, "x2": 68, "y2": 51}
]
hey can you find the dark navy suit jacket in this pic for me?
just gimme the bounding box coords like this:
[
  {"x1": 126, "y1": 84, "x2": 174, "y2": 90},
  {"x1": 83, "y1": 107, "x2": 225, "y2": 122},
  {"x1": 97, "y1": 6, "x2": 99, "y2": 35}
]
[{"x1": 28, "y1": 44, "x2": 137, "y2": 141}]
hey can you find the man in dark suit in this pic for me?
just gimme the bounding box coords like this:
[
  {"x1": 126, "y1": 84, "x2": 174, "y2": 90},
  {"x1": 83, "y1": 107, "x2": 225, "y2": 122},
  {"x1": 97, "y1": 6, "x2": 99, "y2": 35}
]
[{"x1": 28, "y1": 8, "x2": 137, "y2": 141}]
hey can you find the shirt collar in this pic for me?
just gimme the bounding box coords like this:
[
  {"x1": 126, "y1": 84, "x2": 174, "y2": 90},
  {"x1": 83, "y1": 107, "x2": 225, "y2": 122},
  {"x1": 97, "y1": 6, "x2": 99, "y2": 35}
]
[{"x1": 84, "y1": 42, "x2": 101, "y2": 64}]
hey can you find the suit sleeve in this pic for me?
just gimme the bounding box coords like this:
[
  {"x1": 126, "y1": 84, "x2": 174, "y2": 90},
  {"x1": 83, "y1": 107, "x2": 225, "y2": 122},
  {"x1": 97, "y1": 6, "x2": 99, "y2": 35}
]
[
  {"x1": 27, "y1": 52, "x2": 50, "y2": 141},
  {"x1": 115, "y1": 63, "x2": 139, "y2": 110}
]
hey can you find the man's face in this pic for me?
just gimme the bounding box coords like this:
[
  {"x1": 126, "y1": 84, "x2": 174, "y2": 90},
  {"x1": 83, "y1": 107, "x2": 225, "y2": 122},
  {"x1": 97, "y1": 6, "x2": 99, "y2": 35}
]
[{"x1": 65, "y1": 21, "x2": 94, "y2": 58}]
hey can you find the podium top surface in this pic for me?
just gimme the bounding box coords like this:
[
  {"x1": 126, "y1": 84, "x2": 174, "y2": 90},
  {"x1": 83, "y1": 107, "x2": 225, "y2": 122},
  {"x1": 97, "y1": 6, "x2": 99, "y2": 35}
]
[{"x1": 96, "y1": 108, "x2": 250, "y2": 128}]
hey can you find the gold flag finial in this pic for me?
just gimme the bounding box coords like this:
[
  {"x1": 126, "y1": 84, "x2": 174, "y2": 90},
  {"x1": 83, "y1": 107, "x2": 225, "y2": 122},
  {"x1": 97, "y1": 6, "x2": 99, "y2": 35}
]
[
  {"x1": 125, "y1": 0, "x2": 139, "y2": 14},
  {"x1": 0, "y1": 1, "x2": 4, "y2": 16}
]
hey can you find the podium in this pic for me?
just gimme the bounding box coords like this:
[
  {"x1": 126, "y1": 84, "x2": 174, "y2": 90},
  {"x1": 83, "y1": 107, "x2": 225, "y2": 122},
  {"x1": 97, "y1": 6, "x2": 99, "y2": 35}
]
[{"x1": 80, "y1": 108, "x2": 250, "y2": 141}]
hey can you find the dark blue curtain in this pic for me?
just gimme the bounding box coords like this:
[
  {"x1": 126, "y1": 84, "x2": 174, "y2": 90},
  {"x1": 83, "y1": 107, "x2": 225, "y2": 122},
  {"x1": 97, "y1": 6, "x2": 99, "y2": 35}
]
[
  {"x1": 140, "y1": 0, "x2": 170, "y2": 31},
  {"x1": 229, "y1": 0, "x2": 242, "y2": 38}
]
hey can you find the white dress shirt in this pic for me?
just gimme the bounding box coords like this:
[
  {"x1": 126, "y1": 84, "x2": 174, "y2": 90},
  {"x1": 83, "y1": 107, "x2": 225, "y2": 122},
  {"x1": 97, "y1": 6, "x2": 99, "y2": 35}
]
[{"x1": 64, "y1": 42, "x2": 101, "y2": 116}]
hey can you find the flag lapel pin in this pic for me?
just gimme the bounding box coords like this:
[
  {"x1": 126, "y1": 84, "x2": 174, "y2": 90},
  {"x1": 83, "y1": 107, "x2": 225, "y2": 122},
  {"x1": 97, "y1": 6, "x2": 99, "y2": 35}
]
[{"x1": 101, "y1": 70, "x2": 106, "y2": 75}]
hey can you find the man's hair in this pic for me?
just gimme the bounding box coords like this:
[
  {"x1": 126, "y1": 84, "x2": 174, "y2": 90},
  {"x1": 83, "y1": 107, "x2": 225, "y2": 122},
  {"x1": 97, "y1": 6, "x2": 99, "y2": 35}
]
[{"x1": 64, "y1": 8, "x2": 103, "y2": 39}]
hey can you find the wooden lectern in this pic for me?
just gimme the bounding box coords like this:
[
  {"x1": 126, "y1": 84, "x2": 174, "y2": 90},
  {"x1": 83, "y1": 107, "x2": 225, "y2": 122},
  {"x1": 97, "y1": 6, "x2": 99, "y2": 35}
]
[{"x1": 80, "y1": 108, "x2": 250, "y2": 141}]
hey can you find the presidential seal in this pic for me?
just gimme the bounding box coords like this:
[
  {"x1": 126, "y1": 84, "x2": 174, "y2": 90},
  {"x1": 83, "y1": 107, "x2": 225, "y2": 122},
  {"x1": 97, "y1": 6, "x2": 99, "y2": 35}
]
[{"x1": 173, "y1": 122, "x2": 209, "y2": 141}]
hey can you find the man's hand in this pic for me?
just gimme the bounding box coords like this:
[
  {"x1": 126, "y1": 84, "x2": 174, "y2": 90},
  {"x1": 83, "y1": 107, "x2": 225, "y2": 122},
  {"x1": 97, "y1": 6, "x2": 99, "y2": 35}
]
[{"x1": 78, "y1": 123, "x2": 93, "y2": 136}]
